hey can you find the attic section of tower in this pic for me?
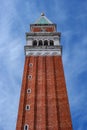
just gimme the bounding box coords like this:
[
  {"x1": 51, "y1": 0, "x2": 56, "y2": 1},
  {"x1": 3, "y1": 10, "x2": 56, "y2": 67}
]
[{"x1": 30, "y1": 13, "x2": 57, "y2": 32}]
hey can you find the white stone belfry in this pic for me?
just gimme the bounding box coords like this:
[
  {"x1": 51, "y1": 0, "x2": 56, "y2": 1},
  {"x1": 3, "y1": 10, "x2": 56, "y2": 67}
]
[{"x1": 25, "y1": 14, "x2": 62, "y2": 56}]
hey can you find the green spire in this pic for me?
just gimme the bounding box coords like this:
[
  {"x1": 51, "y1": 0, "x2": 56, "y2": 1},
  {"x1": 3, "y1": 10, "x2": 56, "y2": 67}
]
[{"x1": 35, "y1": 13, "x2": 53, "y2": 24}]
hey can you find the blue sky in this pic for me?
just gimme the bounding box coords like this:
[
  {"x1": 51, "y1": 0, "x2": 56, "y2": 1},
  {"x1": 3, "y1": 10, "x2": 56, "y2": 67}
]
[{"x1": 0, "y1": 0, "x2": 87, "y2": 130}]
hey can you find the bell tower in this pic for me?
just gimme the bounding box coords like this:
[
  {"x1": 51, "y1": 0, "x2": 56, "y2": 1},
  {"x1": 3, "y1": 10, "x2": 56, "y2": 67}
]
[{"x1": 16, "y1": 13, "x2": 73, "y2": 130}]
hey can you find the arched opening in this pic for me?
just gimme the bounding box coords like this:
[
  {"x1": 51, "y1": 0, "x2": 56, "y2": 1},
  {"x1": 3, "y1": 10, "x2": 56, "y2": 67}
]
[
  {"x1": 24, "y1": 124, "x2": 29, "y2": 130},
  {"x1": 44, "y1": 40, "x2": 48, "y2": 46},
  {"x1": 33, "y1": 40, "x2": 37, "y2": 46},
  {"x1": 50, "y1": 40, "x2": 54, "y2": 46},
  {"x1": 39, "y1": 40, "x2": 43, "y2": 46},
  {"x1": 26, "y1": 105, "x2": 30, "y2": 110}
]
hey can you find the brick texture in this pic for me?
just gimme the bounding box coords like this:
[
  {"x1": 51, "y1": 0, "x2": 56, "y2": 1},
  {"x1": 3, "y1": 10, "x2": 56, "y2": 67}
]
[
  {"x1": 16, "y1": 56, "x2": 73, "y2": 130},
  {"x1": 31, "y1": 27, "x2": 55, "y2": 32}
]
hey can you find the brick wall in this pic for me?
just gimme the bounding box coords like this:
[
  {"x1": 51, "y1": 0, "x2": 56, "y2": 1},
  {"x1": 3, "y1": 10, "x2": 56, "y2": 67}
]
[
  {"x1": 16, "y1": 56, "x2": 73, "y2": 130},
  {"x1": 31, "y1": 27, "x2": 55, "y2": 32}
]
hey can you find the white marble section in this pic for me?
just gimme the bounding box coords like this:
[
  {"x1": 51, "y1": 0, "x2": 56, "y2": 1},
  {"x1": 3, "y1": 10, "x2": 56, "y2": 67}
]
[
  {"x1": 26, "y1": 40, "x2": 32, "y2": 46},
  {"x1": 26, "y1": 50, "x2": 61, "y2": 56},
  {"x1": 26, "y1": 35, "x2": 60, "y2": 46}
]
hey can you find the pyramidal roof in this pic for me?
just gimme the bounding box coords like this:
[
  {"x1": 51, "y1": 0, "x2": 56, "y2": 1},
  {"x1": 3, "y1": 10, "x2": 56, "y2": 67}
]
[{"x1": 35, "y1": 13, "x2": 53, "y2": 24}]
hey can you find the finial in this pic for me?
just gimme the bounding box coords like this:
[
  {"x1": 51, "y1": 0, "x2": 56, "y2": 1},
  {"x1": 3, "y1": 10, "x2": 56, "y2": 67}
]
[{"x1": 41, "y1": 12, "x2": 45, "y2": 16}]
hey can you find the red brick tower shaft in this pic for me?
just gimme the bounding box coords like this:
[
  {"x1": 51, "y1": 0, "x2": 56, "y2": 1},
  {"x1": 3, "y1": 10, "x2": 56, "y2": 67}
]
[{"x1": 16, "y1": 13, "x2": 73, "y2": 130}]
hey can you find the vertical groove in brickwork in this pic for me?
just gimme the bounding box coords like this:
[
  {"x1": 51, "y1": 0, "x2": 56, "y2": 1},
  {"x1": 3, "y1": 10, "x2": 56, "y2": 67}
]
[
  {"x1": 34, "y1": 57, "x2": 46, "y2": 130},
  {"x1": 54, "y1": 56, "x2": 73, "y2": 130},
  {"x1": 16, "y1": 57, "x2": 29, "y2": 130},
  {"x1": 34, "y1": 56, "x2": 38, "y2": 130},
  {"x1": 45, "y1": 56, "x2": 48, "y2": 130},
  {"x1": 42, "y1": 56, "x2": 47, "y2": 130},
  {"x1": 21, "y1": 57, "x2": 30, "y2": 129},
  {"x1": 24, "y1": 56, "x2": 36, "y2": 129},
  {"x1": 22, "y1": 57, "x2": 30, "y2": 129},
  {"x1": 26, "y1": 56, "x2": 37, "y2": 130},
  {"x1": 34, "y1": 56, "x2": 40, "y2": 130},
  {"x1": 53, "y1": 56, "x2": 60, "y2": 130},
  {"x1": 43, "y1": 57, "x2": 47, "y2": 130},
  {"x1": 32, "y1": 56, "x2": 37, "y2": 130},
  {"x1": 46, "y1": 56, "x2": 59, "y2": 130},
  {"x1": 51, "y1": 56, "x2": 59, "y2": 130}
]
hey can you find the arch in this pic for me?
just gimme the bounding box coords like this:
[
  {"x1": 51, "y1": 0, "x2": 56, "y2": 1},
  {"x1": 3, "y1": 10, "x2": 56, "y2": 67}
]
[
  {"x1": 24, "y1": 124, "x2": 29, "y2": 130},
  {"x1": 28, "y1": 75, "x2": 32, "y2": 79},
  {"x1": 27, "y1": 88, "x2": 31, "y2": 94},
  {"x1": 25, "y1": 105, "x2": 30, "y2": 110},
  {"x1": 33, "y1": 40, "x2": 37, "y2": 46},
  {"x1": 44, "y1": 40, "x2": 48, "y2": 46},
  {"x1": 39, "y1": 40, "x2": 43, "y2": 46},
  {"x1": 50, "y1": 40, "x2": 54, "y2": 46}
]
